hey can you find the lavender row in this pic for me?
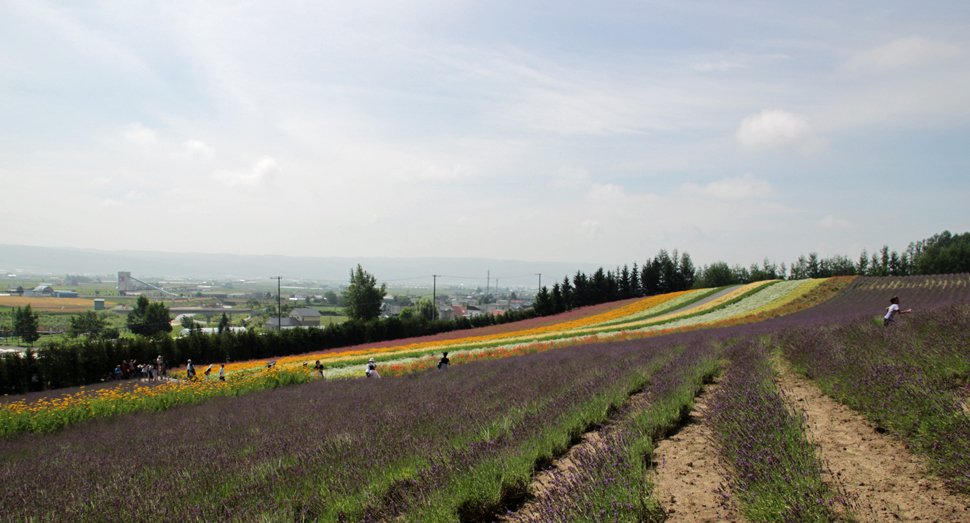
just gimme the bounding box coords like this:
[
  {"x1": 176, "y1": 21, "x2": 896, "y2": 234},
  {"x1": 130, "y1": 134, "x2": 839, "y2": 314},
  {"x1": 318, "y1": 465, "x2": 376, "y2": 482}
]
[
  {"x1": 707, "y1": 338, "x2": 851, "y2": 522},
  {"x1": 0, "y1": 335, "x2": 692, "y2": 523},
  {"x1": 511, "y1": 341, "x2": 720, "y2": 523},
  {"x1": 777, "y1": 302, "x2": 970, "y2": 493}
]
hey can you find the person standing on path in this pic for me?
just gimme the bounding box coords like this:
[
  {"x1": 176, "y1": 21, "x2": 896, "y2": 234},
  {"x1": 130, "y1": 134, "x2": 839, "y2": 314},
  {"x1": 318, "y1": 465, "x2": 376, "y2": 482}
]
[
  {"x1": 437, "y1": 352, "x2": 450, "y2": 371},
  {"x1": 365, "y1": 358, "x2": 381, "y2": 379},
  {"x1": 884, "y1": 296, "x2": 912, "y2": 326}
]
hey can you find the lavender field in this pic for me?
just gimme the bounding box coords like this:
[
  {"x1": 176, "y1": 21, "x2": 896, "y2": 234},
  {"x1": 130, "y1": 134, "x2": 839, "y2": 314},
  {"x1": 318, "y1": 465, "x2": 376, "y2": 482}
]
[
  {"x1": 2, "y1": 275, "x2": 969, "y2": 522},
  {"x1": 1, "y1": 333, "x2": 711, "y2": 522}
]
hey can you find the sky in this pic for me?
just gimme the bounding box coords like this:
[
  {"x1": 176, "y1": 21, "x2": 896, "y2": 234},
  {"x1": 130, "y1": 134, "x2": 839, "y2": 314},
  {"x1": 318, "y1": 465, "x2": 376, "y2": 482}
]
[{"x1": 1, "y1": 0, "x2": 968, "y2": 270}]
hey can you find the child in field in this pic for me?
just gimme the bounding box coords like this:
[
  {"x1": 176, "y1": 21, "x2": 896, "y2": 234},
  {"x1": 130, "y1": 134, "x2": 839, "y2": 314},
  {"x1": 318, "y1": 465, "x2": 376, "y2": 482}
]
[
  {"x1": 883, "y1": 296, "x2": 912, "y2": 326},
  {"x1": 366, "y1": 358, "x2": 381, "y2": 379},
  {"x1": 314, "y1": 360, "x2": 324, "y2": 377},
  {"x1": 437, "y1": 352, "x2": 450, "y2": 371}
]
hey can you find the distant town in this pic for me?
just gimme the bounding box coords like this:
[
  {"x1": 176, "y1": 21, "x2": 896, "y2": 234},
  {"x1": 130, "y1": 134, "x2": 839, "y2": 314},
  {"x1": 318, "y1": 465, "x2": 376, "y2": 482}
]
[{"x1": 0, "y1": 269, "x2": 537, "y2": 349}]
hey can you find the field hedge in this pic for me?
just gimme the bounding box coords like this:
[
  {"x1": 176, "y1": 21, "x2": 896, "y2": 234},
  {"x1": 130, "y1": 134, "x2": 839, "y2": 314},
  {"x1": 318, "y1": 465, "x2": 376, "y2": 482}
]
[{"x1": 0, "y1": 309, "x2": 536, "y2": 395}]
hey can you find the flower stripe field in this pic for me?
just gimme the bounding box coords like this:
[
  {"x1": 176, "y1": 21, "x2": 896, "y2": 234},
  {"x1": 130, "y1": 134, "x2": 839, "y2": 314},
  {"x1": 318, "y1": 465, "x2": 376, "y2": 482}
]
[
  {"x1": 240, "y1": 279, "x2": 834, "y2": 379},
  {"x1": 1, "y1": 278, "x2": 853, "y2": 434}
]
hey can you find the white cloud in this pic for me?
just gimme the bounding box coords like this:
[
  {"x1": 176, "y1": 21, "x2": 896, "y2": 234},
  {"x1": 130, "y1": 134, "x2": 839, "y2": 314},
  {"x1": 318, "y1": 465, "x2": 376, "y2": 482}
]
[
  {"x1": 123, "y1": 122, "x2": 157, "y2": 146},
  {"x1": 818, "y1": 215, "x2": 855, "y2": 229},
  {"x1": 212, "y1": 157, "x2": 279, "y2": 188},
  {"x1": 845, "y1": 37, "x2": 960, "y2": 71},
  {"x1": 736, "y1": 109, "x2": 820, "y2": 152},
  {"x1": 587, "y1": 182, "x2": 625, "y2": 201},
  {"x1": 92, "y1": 176, "x2": 111, "y2": 185},
  {"x1": 688, "y1": 52, "x2": 789, "y2": 73},
  {"x1": 179, "y1": 140, "x2": 216, "y2": 160},
  {"x1": 682, "y1": 173, "x2": 774, "y2": 201},
  {"x1": 396, "y1": 161, "x2": 471, "y2": 182},
  {"x1": 552, "y1": 165, "x2": 589, "y2": 188},
  {"x1": 578, "y1": 219, "x2": 603, "y2": 239}
]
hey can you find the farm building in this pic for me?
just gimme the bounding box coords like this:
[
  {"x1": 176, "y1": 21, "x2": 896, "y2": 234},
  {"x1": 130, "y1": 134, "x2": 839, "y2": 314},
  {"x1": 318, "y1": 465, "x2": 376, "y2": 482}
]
[
  {"x1": 53, "y1": 290, "x2": 78, "y2": 298},
  {"x1": 23, "y1": 285, "x2": 54, "y2": 297},
  {"x1": 290, "y1": 308, "x2": 322, "y2": 326},
  {"x1": 437, "y1": 305, "x2": 455, "y2": 321},
  {"x1": 264, "y1": 317, "x2": 302, "y2": 331}
]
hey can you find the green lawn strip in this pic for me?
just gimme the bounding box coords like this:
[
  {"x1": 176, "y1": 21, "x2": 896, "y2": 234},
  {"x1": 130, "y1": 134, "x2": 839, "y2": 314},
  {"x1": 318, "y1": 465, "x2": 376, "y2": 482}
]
[
  {"x1": 542, "y1": 280, "x2": 781, "y2": 341},
  {"x1": 709, "y1": 339, "x2": 852, "y2": 522},
  {"x1": 588, "y1": 287, "x2": 726, "y2": 329}
]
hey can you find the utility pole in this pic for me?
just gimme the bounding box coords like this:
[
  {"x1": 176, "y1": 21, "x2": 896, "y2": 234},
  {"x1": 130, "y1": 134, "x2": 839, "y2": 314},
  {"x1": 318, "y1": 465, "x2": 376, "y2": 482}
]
[
  {"x1": 275, "y1": 276, "x2": 282, "y2": 331},
  {"x1": 486, "y1": 270, "x2": 490, "y2": 297},
  {"x1": 536, "y1": 273, "x2": 541, "y2": 290},
  {"x1": 432, "y1": 274, "x2": 437, "y2": 321}
]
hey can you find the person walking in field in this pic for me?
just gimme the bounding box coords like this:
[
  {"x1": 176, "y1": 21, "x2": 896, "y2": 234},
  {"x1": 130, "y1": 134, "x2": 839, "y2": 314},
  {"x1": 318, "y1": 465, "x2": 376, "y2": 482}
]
[
  {"x1": 186, "y1": 359, "x2": 196, "y2": 380},
  {"x1": 365, "y1": 358, "x2": 381, "y2": 379},
  {"x1": 437, "y1": 352, "x2": 450, "y2": 371},
  {"x1": 204, "y1": 364, "x2": 213, "y2": 380},
  {"x1": 884, "y1": 296, "x2": 912, "y2": 326},
  {"x1": 218, "y1": 364, "x2": 225, "y2": 381}
]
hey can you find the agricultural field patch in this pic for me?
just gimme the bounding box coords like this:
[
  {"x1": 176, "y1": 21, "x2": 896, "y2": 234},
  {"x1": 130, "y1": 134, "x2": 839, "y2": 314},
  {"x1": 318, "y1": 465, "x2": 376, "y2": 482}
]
[{"x1": 0, "y1": 296, "x2": 95, "y2": 311}]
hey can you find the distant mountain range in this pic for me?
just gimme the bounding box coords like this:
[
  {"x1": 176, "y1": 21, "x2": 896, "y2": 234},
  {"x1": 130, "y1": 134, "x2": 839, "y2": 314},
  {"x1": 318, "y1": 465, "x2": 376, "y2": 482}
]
[{"x1": 0, "y1": 244, "x2": 609, "y2": 287}]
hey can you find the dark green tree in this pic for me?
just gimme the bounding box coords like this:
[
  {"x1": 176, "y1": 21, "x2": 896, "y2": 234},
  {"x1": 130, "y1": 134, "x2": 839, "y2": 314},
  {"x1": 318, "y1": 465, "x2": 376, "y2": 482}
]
[
  {"x1": 69, "y1": 311, "x2": 108, "y2": 339},
  {"x1": 342, "y1": 264, "x2": 387, "y2": 321},
  {"x1": 180, "y1": 315, "x2": 197, "y2": 331},
  {"x1": 699, "y1": 262, "x2": 738, "y2": 288},
  {"x1": 13, "y1": 305, "x2": 40, "y2": 346},
  {"x1": 533, "y1": 286, "x2": 553, "y2": 316},
  {"x1": 324, "y1": 290, "x2": 341, "y2": 307},
  {"x1": 126, "y1": 295, "x2": 173, "y2": 337},
  {"x1": 218, "y1": 313, "x2": 230, "y2": 333},
  {"x1": 414, "y1": 297, "x2": 436, "y2": 321}
]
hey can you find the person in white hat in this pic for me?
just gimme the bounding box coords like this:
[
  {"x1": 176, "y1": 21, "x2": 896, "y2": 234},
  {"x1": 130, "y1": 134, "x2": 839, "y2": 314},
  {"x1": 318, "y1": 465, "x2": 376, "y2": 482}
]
[{"x1": 365, "y1": 357, "x2": 381, "y2": 379}]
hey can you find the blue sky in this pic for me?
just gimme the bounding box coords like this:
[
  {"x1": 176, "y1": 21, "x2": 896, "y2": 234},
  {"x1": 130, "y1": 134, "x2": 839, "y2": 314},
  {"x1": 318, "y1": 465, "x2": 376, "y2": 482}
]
[{"x1": 1, "y1": 0, "x2": 968, "y2": 268}]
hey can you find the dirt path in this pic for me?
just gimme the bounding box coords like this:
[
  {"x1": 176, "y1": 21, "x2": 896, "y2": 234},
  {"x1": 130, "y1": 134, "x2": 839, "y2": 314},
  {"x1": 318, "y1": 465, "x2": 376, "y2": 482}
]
[
  {"x1": 652, "y1": 379, "x2": 736, "y2": 522},
  {"x1": 497, "y1": 388, "x2": 657, "y2": 521},
  {"x1": 777, "y1": 367, "x2": 970, "y2": 522}
]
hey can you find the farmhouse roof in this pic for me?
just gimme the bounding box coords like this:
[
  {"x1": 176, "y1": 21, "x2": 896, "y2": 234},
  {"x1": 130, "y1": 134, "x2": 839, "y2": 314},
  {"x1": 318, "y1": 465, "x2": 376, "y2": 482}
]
[{"x1": 290, "y1": 307, "x2": 322, "y2": 317}]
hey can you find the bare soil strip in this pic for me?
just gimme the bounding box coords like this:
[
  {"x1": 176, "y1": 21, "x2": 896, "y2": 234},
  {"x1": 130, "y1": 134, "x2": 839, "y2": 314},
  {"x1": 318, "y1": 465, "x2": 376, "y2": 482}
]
[
  {"x1": 652, "y1": 379, "x2": 736, "y2": 523},
  {"x1": 777, "y1": 367, "x2": 970, "y2": 522}
]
